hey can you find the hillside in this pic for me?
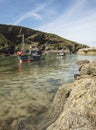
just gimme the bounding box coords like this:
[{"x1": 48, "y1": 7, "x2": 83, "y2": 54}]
[{"x1": 0, "y1": 24, "x2": 88, "y2": 55}]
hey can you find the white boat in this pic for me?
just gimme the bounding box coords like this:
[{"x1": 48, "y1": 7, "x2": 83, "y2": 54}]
[{"x1": 57, "y1": 49, "x2": 66, "y2": 56}]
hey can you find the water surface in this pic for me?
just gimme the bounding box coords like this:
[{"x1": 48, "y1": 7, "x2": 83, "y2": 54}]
[{"x1": 0, "y1": 54, "x2": 96, "y2": 129}]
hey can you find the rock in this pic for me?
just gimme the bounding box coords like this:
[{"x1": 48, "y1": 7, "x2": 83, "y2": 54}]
[
  {"x1": 79, "y1": 63, "x2": 91, "y2": 75},
  {"x1": 48, "y1": 84, "x2": 73, "y2": 119},
  {"x1": 46, "y1": 76, "x2": 96, "y2": 130},
  {"x1": 77, "y1": 47, "x2": 96, "y2": 55},
  {"x1": 76, "y1": 60, "x2": 90, "y2": 65},
  {"x1": 46, "y1": 60, "x2": 96, "y2": 130},
  {"x1": 79, "y1": 60, "x2": 96, "y2": 76},
  {"x1": 74, "y1": 74, "x2": 80, "y2": 80},
  {"x1": 37, "y1": 84, "x2": 73, "y2": 130}
]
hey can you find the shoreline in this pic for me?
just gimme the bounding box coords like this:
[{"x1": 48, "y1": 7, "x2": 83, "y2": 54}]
[{"x1": 46, "y1": 59, "x2": 96, "y2": 130}]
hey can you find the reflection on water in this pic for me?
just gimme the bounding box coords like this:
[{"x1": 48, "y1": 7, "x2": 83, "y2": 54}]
[{"x1": 0, "y1": 54, "x2": 96, "y2": 129}]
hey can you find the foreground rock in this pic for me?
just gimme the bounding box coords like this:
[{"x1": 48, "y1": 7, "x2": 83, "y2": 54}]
[{"x1": 46, "y1": 60, "x2": 96, "y2": 130}]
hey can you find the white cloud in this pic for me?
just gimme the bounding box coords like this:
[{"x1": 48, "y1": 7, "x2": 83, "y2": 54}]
[
  {"x1": 62, "y1": 0, "x2": 87, "y2": 19},
  {"x1": 38, "y1": 0, "x2": 87, "y2": 31},
  {"x1": 37, "y1": 0, "x2": 96, "y2": 46},
  {"x1": 13, "y1": 0, "x2": 60, "y2": 25},
  {"x1": 13, "y1": 5, "x2": 44, "y2": 25},
  {"x1": 12, "y1": 0, "x2": 96, "y2": 46},
  {"x1": 14, "y1": 12, "x2": 42, "y2": 25}
]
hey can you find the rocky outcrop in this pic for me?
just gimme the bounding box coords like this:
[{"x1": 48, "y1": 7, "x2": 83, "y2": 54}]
[
  {"x1": 46, "y1": 60, "x2": 96, "y2": 130},
  {"x1": 79, "y1": 62, "x2": 96, "y2": 76},
  {"x1": 76, "y1": 60, "x2": 90, "y2": 65},
  {"x1": 77, "y1": 47, "x2": 96, "y2": 55}
]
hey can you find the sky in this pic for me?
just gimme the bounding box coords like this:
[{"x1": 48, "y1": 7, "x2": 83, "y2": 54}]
[{"x1": 0, "y1": 0, "x2": 96, "y2": 47}]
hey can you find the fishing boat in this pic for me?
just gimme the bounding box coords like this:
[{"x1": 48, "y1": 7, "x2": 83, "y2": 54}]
[
  {"x1": 17, "y1": 50, "x2": 42, "y2": 62},
  {"x1": 16, "y1": 34, "x2": 42, "y2": 62}
]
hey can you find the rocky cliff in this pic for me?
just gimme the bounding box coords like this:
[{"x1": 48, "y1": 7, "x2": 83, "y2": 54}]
[
  {"x1": 77, "y1": 47, "x2": 96, "y2": 55},
  {"x1": 0, "y1": 24, "x2": 88, "y2": 55},
  {"x1": 46, "y1": 60, "x2": 96, "y2": 130}
]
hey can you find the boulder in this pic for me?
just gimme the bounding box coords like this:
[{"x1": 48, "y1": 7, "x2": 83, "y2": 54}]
[
  {"x1": 47, "y1": 76, "x2": 96, "y2": 130},
  {"x1": 79, "y1": 60, "x2": 96, "y2": 76},
  {"x1": 76, "y1": 60, "x2": 90, "y2": 65}
]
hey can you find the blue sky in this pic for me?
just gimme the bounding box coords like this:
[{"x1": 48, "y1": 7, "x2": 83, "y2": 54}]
[{"x1": 0, "y1": 0, "x2": 96, "y2": 47}]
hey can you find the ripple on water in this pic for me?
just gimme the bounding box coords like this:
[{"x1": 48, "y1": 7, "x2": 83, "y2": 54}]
[{"x1": 0, "y1": 54, "x2": 96, "y2": 129}]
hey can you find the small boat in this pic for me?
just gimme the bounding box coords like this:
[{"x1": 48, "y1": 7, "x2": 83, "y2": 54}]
[
  {"x1": 57, "y1": 52, "x2": 65, "y2": 56},
  {"x1": 17, "y1": 50, "x2": 42, "y2": 62},
  {"x1": 16, "y1": 34, "x2": 42, "y2": 62},
  {"x1": 57, "y1": 49, "x2": 66, "y2": 56}
]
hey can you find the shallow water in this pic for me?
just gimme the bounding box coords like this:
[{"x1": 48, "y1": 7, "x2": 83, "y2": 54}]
[{"x1": 0, "y1": 54, "x2": 96, "y2": 129}]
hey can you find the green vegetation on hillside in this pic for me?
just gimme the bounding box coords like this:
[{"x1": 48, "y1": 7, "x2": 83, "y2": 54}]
[{"x1": 0, "y1": 24, "x2": 88, "y2": 55}]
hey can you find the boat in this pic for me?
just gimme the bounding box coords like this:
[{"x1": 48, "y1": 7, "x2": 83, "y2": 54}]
[
  {"x1": 16, "y1": 34, "x2": 42, "y2": 62},
  {"x1": 57, "y1": 49, "x2": 66, "y2": 56},
  {"x1": 17, "y1": 50, "x2": 42, "y2": 62},
  {"x1": 57, "y1": 52, "x2": 65, "y2": 56}
]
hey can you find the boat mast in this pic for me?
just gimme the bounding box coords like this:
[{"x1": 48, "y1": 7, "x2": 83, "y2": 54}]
[
  {"x1": 17, "y1": 34, "x2": 25, "y2": 51},
  {"x1": 22, "y1": 34, "x2": 24, "y2": 51}
]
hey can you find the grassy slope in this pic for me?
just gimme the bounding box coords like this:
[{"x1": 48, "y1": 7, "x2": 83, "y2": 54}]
[{"x1": 0, "y1": 24, "x2": 88, "y2": 54}]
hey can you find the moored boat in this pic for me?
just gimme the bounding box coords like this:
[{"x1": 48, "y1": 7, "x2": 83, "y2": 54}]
[
  {"x1": 57, "y1": 49, "x2": 66, "y2": 56},
  {"x1": 16, "y1": 34, "x2": 42, "y2": 62},
  {"x1": 57, "y1": 52, "x2": 65, "y2": 56},
  {"x1": 17, "y1": 50, "x2": 42, "y2": 63}
]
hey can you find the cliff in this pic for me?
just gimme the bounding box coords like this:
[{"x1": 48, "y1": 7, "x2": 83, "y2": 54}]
[
  {"x1": 46, "y1": 60, "x2": 96, "y2": 130},
  {"x1": 77, "y1": 47, "x2": 96, "y2": 55},
  {"x1": 0, "y1": 24, "x2": 88, "y2": 55}
]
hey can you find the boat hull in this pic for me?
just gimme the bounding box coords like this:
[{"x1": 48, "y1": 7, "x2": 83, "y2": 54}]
[
  {"x1": 18, "y1": 54, "x2": 41, "y2": 62},
  {"x1": 17, "y1": 50, "x2": 42, "y2": 62},
  {"x1": 57, "y1": 52, "x2": 65, "y2": 56}
]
